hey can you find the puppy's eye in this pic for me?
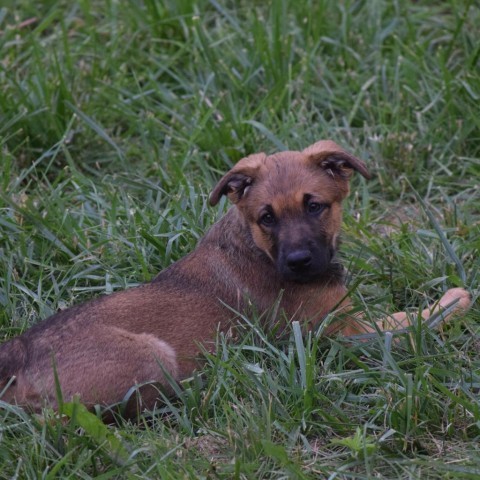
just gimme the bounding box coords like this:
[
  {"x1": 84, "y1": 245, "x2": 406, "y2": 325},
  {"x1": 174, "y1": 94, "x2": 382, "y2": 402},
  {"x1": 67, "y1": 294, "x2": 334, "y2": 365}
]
[
  {"x1": 259, "y1": 212, "x2": 276, "y2": 226},
  {"x1": 307, "y1": 202, "x2": 327, "y2": 215}
]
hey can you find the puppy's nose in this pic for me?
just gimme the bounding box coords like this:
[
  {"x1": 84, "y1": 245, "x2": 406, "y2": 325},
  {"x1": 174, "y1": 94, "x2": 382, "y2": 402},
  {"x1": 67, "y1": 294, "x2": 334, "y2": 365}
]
[{"x1": 286, "y1": 250, "x2": 312, "y2": 272}]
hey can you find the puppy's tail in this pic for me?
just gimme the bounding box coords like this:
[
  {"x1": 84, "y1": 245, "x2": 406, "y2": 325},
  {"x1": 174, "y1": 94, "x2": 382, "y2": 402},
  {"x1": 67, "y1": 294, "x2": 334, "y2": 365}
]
[{"x1": 0, "y1": 338, "x2": 27, "y2": 395}]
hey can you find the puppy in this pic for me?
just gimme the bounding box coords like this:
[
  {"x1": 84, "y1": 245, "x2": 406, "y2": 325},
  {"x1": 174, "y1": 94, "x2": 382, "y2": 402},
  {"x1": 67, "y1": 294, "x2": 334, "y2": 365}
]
[{"x1": 0, "y1": 140, "x2": 471, "y2": 416}]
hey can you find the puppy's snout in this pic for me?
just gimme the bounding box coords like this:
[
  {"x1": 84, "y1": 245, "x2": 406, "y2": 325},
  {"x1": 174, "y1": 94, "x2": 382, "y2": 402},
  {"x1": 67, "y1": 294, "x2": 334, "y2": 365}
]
[{"x1": 286, "y1": 250, "x2": 312, "y2": 272}]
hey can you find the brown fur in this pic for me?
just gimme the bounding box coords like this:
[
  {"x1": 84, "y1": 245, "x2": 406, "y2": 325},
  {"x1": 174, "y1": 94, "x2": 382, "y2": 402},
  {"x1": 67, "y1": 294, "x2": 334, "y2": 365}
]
[{"x1": 0, "y1": 140, "x2": 471, "y2": 417}]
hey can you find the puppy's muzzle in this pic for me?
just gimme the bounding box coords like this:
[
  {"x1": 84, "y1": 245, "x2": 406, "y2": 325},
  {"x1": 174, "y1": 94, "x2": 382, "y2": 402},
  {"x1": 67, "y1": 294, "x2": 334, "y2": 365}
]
[
  {"x1": 286, "y1": 250, "x2": 313, "y2": 272},
  {"x1": 280, "y1": 245, "x2": 333, "y2": 283}
]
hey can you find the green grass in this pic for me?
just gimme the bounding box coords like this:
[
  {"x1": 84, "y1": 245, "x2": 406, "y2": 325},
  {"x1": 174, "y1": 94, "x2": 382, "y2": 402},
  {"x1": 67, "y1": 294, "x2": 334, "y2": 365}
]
[{"x1": 0, "y1": 0, "x2": 479, "y2": 477}]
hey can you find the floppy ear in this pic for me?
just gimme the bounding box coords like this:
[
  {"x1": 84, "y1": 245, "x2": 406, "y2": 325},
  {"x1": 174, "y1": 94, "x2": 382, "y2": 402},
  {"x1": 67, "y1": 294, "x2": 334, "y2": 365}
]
[
  {"x1": 209, "y1": 152, "x2": 267, "y2": 206},
  {"x1": 303, "y1": 140, "x2": 371, "y2": 180}
]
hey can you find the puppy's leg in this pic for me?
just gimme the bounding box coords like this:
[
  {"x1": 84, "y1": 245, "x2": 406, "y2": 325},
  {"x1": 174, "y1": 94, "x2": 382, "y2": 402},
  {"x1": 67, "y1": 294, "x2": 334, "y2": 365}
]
[
  {"x1": 382, "y1": 287, "x2": 471, "y2": 331},
  {"x1": 7, "y1": 326, "x2": 178, "y2": 415},
  {"x1": 332, "y1": 288, "x2": 471, "y2": 337}
]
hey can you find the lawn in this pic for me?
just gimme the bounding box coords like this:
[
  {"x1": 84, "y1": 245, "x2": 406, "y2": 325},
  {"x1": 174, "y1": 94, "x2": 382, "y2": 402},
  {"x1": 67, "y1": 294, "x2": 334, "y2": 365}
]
[{"x1": 0, "y1": 0, "x2": 479, "y2": 478}]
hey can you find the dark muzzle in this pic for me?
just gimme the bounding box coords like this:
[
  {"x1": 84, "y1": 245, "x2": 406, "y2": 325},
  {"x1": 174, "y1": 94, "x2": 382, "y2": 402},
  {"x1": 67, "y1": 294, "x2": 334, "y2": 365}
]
[{"x1": 279, "y1": 244, "x2": 333, "y2": 283}]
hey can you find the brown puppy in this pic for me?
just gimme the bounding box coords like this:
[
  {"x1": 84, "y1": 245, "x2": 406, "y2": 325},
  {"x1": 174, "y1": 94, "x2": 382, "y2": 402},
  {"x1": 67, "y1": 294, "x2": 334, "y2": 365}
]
[{"x1": 0, "y1": 140, "x2": 471, "y2": 416}]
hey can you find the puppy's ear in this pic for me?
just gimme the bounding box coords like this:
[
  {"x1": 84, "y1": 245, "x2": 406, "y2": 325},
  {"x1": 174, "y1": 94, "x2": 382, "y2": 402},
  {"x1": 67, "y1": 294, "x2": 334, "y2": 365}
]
[
  {"x1": 209, "y1": 153, "x2": 266, "y2": 206},
  {"x1": 303, "y1": 140, "x2": 371, "y2": 180}
]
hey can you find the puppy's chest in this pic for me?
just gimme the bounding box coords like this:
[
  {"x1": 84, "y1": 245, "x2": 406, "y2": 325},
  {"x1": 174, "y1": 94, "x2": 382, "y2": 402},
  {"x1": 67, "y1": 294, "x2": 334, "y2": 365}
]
[{"x1": 231, "y1": 280, "x2": 344, "y2": 326}]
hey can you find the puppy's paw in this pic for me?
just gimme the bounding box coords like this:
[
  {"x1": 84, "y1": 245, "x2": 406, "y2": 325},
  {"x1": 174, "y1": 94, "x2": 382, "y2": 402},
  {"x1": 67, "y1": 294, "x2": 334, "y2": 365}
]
[{"x1": 438, "y1": 288, "x2": 471, "y2": 314}]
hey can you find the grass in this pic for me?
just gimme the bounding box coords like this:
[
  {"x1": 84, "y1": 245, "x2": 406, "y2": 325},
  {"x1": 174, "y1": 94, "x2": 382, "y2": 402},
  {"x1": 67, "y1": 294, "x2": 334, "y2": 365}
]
[{"x1": 0, "y1": 0, "x2": 479, "y2": 477}]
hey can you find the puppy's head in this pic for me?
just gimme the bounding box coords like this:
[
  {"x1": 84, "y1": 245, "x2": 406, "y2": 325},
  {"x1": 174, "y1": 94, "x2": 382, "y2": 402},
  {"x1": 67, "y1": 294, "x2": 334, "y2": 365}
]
[{"x1": 210, "y1": 140, "x2": 371, "y2": 283}]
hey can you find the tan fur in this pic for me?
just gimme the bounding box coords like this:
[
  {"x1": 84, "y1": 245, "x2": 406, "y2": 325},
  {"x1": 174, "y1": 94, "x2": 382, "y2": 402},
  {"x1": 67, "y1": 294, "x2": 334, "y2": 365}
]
[{"x1": 0, "y1": 140, "x2": 471, "y2": 417}]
